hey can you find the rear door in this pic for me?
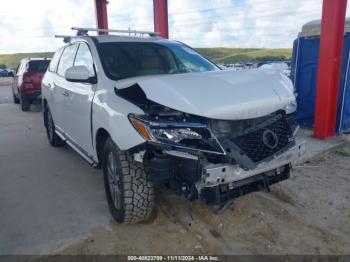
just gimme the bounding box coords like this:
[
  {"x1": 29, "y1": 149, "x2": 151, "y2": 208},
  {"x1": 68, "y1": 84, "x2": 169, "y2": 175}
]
[
  {"x1": 12, "y1": 62, "x2": 23, "y2": 97},
  {"x1": 42, "y1": 47, "x2": 64, "y2": 129},
  {"x1": 61, "y1": 42, "x2": 97, "y2": 156},
  {"x1": 51, "y1": 44, "x2": 78, "y2": 131}
]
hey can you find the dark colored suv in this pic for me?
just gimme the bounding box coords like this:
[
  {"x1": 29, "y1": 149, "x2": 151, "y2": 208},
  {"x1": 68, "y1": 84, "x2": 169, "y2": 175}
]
[{"x1": 12, "y1": 58, "x2": 50, "y2": 111}]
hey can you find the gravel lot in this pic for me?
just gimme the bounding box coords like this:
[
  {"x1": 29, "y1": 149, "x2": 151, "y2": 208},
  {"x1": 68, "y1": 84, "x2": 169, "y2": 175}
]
[
  {"x1": 0, "y1": 78, "x2": 349, "y2": 255},
  {"x1": 0, "y1": 78, "x2": 12, "y2": 104}
]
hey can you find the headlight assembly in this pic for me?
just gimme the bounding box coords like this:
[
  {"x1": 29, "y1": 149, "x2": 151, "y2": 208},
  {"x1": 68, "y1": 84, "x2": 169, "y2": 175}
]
[
  {"x1": 129, "y1": 114, "x2": 224, "y2": 154},
  {"x1": 285, "y1": 101, "x2": 297, "y2": 114},
  {"x1": 152, "y1": 128, "x2": 202, "y2": 143}
]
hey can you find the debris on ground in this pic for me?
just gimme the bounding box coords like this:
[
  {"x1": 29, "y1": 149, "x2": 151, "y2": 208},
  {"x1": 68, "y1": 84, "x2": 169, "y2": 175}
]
[{"x1": 62, "y1": 143, "x2": 350, "y2": 255}]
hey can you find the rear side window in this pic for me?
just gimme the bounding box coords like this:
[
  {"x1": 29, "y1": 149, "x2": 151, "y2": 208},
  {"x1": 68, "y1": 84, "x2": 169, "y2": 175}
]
[
  {"x1": 57, "y1": 44, "x2": 78, "y2": 77},
  {"x1": 28, "y1": 60, "x2": 50, "y2": 73},
  {"x1": 49, "y1": 48, "x2": 64, "y2": 72},
  {"x1": 74, "y1": 43, "x2": 95, "y2": 77}
]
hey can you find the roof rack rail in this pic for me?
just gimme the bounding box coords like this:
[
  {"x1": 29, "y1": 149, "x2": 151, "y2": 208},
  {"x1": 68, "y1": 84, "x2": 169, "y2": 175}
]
[
  {"x1": 71, "y1": 27, "x2": 161, "y2": 37},
  {"x1": 55, "y1": 35, "x2": 74, "y2": 43}
]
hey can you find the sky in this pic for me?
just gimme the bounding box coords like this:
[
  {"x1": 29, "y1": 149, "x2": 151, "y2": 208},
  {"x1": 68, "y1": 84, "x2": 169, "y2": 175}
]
[{"x1": 0, "y1": 0, "x2": 349, "y2": 54}]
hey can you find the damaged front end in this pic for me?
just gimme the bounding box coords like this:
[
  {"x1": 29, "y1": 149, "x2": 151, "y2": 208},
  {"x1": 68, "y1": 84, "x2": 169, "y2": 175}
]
[{"x1": 126, "y1": 98, "x2": 305, "y2": 205}]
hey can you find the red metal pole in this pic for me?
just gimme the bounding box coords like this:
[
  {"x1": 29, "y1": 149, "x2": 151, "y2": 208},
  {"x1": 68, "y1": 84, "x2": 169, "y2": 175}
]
[
  {"x1": 314, "y1": 0, "x2": 347, "y2": 139},
  {"x1": 94, "y1": 0, "x2": 109, "y2": 35},
  {"x1": 153, "y1": 0, "x2": 169, "y2": 38}
]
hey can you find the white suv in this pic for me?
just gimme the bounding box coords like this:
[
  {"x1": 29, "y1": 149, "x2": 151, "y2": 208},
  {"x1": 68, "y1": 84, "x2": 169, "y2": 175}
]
[{"x1": 42, "y1": 28, "x2": 304, "y2": 224}]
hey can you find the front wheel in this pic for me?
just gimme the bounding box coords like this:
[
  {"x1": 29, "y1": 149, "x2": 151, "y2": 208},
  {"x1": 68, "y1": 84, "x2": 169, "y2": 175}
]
[{"x1": 102, "y1": 138, "x2": 154, "y2": 224}]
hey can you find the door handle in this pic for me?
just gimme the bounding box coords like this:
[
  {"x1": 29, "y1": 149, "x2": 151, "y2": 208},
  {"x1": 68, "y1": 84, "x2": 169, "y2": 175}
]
[{"x1": 62, "y1": 91, "x2": 70, "y2": 97}]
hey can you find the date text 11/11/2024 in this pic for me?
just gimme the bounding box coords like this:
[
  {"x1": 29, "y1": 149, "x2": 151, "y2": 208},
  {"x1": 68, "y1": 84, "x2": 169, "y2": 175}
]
[{"x1": 127, "y1": 255, "x2": 220, "y2": 261}]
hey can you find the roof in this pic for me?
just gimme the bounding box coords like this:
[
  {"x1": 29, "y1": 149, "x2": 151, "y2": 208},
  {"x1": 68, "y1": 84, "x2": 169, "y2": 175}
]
[
  {"x1": 69, "y1": 35, "x2": 182, "y2": 46},
  {"x1": 93, "y1": 34, "x2": 166, "y2": 43},
  {"x1": 299, "y1": 18, "x2": 350, "y2": 37},
  {"x1": 58, "y1": 28, "x2": 171, "y2": 44}
]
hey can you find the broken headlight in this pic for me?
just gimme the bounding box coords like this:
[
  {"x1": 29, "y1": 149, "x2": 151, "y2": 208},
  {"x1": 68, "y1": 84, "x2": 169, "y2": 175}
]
[
  {"x1": 284, "y1": 101, "x2": 297, "y2": 114},
  {"x1": 129, "y1": 114, "x2": 224, "y2": 154},
  {"x1": 152, "y1": 128, "x2": 202, "y2": 143}
]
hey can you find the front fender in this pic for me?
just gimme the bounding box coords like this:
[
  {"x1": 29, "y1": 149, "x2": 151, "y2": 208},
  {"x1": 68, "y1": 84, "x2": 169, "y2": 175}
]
[{"x1": 91, "y1": 88, "x2": 146, "y2": 162}]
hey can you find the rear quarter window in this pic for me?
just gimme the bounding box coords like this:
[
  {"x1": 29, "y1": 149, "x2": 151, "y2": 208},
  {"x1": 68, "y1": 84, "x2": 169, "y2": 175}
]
[
  {"x1": 29, "y1": 60, "x2": 50, "y2": 73},
  {"x1": 49, "y1": 48, "x2": 64, "y2": 72}
]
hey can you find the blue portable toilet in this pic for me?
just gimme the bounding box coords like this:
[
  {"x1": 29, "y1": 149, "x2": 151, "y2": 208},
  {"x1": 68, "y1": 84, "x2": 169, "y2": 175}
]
[{"x1": 291, "y1": 19, "x2": 350, "y2": 133}]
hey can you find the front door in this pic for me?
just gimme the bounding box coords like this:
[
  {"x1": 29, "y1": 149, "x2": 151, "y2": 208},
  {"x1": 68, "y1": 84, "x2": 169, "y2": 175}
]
[{"x1": 61, "y1": 42, "x2": 97, "y2": 156}]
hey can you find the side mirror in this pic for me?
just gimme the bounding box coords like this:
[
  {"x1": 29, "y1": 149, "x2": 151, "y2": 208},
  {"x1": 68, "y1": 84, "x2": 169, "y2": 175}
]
[{"x1": 65, "y1": 66, "x2": 94, "y2": 83}]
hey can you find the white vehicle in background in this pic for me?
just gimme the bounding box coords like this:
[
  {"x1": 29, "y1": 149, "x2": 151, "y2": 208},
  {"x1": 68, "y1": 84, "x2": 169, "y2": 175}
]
[
  {"x1": 42, "y1": 27, "x2": 304, "y2": 224},
  {"x1": 259, "y1": 62, "x2": 291, "y2": 77},
  {"x1": 233, "y1": 63, "x2": 246, "y2": 70}
]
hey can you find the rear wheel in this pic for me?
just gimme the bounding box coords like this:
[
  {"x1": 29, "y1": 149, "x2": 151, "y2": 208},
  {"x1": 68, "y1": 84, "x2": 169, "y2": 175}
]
[
  {"x1": 44, "y1": 105, "x2": 65, "y2": 147},
  {"x1": 20, "y1": 93, "x2": 30, "y2": 111},
  {"x1": 102, "y1": 138, "x2": 154, "y2": 224},
  {"x1": 12, "y1": 89, "x2": 19, "y2": 104}
]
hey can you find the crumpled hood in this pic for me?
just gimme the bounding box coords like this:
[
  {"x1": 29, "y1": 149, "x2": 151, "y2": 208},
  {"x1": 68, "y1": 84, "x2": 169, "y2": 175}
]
[{"x1": 115, "y1": 69, "x2": 296, "y2": 120}]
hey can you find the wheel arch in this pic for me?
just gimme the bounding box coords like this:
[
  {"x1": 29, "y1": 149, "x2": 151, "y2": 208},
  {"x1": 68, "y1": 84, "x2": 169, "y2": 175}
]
[{"x1": 95, "y1": 127, "x2": 111, "y2": 165}]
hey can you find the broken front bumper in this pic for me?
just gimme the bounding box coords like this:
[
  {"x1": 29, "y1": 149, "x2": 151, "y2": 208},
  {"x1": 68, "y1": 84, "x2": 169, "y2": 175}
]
[
  {"x1": 147, "y1": 139, "x2": 305, "y2": 205},
  {"x1": 201, "y1": 164, "x2": 292, "y2": 205},
  {"x1": 202, "y1": 141, "x2": 306, "y2": 188},
  {"x1": 198, "y1": 141, "x2": 306, "y2": 204}
]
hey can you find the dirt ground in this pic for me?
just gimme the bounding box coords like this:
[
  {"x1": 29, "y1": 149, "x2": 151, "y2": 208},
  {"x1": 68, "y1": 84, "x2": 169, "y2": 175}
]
[{"x1": 63, "y1": 143, "x2": 350, "y2": 255}]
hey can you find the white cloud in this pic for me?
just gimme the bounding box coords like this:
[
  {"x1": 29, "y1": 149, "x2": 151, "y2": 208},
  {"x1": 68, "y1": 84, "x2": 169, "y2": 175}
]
[
  {"x1": 0, "y1": 0, "x2": 95, "y2": 54},
  {"x1": 169, "y1": 0, "x2": 324, "y2": 48},
  {"x1": 0, "y1": 0, "x2": 349, "y2": 53}
]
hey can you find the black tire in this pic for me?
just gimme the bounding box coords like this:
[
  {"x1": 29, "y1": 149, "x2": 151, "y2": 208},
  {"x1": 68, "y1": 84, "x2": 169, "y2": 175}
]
[
  {"x1": 20, "y1": 93, "x2": 30, "y2": 111},
  {"x1": 12, "y1": 89, "x2": 20, "y2": 104},
  {"x1": 102, "y1": 138, "x2": 154, "y2": 224},
  {"x1": 44, "y1": 105, "x2": 65, "y2": 147}
]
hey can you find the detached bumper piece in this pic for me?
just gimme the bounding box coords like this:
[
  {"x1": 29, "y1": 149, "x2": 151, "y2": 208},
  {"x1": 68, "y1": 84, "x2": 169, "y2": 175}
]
[{"x1": 201, "y1": 164, "x2": 291, "y2": 205}]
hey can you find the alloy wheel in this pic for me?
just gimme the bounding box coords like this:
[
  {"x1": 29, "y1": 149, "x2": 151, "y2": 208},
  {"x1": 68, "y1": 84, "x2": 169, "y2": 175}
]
[{"x1": 106, "y1": 152, "x2": 122, "y2": 210}]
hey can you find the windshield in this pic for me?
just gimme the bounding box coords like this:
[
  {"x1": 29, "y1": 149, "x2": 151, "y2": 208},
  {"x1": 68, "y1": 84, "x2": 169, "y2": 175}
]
[
  {"x1": 98, "y1": 42, "x2": 219, "y2": 80},
  {"x1": 28, "y1": 60, "x2": 50, "y2": 73}
]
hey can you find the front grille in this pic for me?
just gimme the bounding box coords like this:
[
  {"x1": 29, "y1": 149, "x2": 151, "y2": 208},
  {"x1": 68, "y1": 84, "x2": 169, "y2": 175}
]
[{"x1": 230, "y1": 114, "x2": 293, "y2": 163}]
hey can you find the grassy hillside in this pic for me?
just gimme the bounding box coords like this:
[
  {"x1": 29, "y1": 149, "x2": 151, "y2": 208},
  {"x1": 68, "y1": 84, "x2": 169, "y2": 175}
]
[
  {"x1": 0, "y1": 48, "x2": 292, "y2": 69},
  {"x1": 195, "y1": 48, "x2": 292, "y2": 64},
  {"x1": 0, "y1": 52, "x2": 54, "y2": 69}
]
